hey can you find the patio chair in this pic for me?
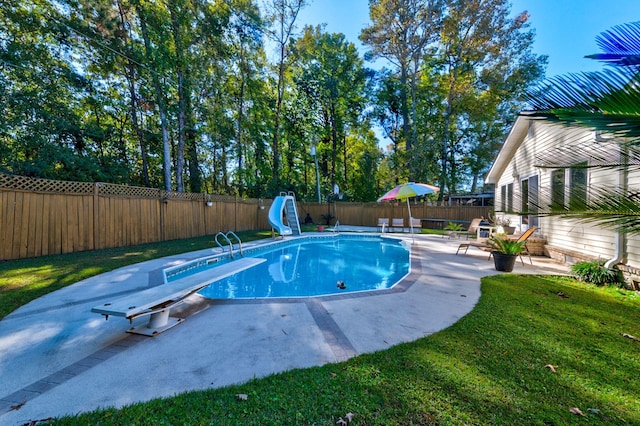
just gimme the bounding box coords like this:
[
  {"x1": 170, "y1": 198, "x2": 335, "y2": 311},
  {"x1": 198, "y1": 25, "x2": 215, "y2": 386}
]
[
  {"x1": 456, "y1": 227, "x2": 538, "y2": 266},
  {"x1": 377, "y1": 217, "x2": 389, "y2": 232},
  {"x1": 410, "y1": 217, "x2": 422, "y2": 233},
  {"x1": 458, "y1": 218, "x2": 483, "y2": 239},
  {"x1": 392, "y1": 218, "x2": 404, "y2": 232}
]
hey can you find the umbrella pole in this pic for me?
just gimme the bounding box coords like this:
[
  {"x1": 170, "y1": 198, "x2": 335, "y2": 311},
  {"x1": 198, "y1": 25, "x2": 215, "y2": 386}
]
[{"x1": 407, "y1": 198, "x2": 414, "y2": 238}]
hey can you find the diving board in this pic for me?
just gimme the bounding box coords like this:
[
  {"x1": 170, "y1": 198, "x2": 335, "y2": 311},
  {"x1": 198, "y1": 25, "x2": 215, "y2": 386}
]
[{"x1": 92, "y1": 257, "x2": 266, "y2": 336}]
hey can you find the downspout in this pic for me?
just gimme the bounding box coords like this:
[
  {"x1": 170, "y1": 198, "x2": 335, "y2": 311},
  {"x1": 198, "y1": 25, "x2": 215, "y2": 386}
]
[{"x1": 604, "y1": 135, "x2": 627, "y2": 269}]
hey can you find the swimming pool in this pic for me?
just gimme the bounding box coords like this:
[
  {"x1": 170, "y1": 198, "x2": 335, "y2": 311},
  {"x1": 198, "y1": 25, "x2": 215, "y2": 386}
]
[{"x1": 167, "y1": 235, "x2": 411, "y2": 299}]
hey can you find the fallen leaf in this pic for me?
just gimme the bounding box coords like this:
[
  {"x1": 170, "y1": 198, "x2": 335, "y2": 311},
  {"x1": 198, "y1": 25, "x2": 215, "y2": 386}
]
[
  {"x1": 569, "y1": 407, "x2": 585, "y2": 416},
  {"x1": 556, "y1": 291, "x2": 569, "y2": 298},
  {"x1": 336, "y1": 418, "x2": 347, "y2": 426},
  {"x1": 622, "y1": 333, "x2": 640, "y2": 342},
  {"x1": 345, "y1": 412, "x2": 354, "y2": 422},
  {"x1": 9, "y1": 401, "x2": 25, "y2": 411},
  {"x1": 330, "y1": 372, "x2": 337, "y2": 378},
  {"x1": 544, "y1": 364, "x2": 557, "y2": 373},
  {"x1": 587, "y1": 408, "x2": 601, "y2": 414},
  {"x1": 235, "y1": 393, "x2": 248, "y2": 401},
  {"x1": 23, "y1": 417, "x2": 53, "y2": 426},
  {"x1": 280, "y1": 314, "x2": 287, "y2": 318}
]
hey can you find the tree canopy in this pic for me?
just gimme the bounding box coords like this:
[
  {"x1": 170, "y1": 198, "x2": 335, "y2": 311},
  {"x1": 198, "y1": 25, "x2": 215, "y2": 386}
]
[{"x1": 0, "y1": 0, "x2": 545, "y2": 201}]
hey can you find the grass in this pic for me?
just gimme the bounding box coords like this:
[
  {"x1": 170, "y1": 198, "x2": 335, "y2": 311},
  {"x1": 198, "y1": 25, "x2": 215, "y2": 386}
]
[
  {"x1": 0, "y1": 229, "x2": 276, "y2": 320},
  {"x1": 2, "y1": 231, "x2": 639, "y2": 424}
]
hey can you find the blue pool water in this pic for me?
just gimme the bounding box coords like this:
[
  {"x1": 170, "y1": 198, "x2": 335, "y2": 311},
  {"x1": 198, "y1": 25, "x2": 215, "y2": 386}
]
[{"x1": 175, "y1": 236, "x2": 410, "y2": 299}]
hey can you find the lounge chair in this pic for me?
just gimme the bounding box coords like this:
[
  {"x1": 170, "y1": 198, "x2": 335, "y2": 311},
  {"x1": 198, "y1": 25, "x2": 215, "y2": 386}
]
[
  {"x1": 377, "y1": 217, "x2": 389, "y2": 232},
  {"x1": 410, "y1": 217, "x2": 422, "y2": 233},
  {"x1": 392, "y1": 218, "x2": 404, "y2": 232},
  {"x1": 456, "y1": 226, "x2": 538, "y2": 266},
  {"x1": 458, "y1": 218, "x2": 483, "y2": 239}
]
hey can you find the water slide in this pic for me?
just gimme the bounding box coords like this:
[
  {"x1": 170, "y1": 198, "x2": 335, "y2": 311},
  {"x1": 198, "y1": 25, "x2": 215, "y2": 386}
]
[{"x1": 268, "y1": 194, "x2": 301, "y2": 236}]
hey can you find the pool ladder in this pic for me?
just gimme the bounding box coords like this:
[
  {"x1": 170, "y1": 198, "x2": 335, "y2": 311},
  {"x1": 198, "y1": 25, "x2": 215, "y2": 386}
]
[{"x1": 215, "y1": 231, "x2": 243, "y2": 258}]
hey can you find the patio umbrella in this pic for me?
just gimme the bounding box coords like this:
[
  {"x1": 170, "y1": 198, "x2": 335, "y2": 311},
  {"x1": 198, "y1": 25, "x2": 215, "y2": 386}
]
[{"x1": 377, "y1": 182, "x2": 440, "y2": 234}]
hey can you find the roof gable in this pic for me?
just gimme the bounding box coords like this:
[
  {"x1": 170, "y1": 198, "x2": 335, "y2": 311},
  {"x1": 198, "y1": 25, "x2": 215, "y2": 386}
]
[{"x1": 485, "y1": 115, "x2": 531, "y2": 184}]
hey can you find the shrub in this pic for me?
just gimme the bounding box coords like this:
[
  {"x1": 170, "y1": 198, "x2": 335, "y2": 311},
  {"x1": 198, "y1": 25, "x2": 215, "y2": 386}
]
[
  {"x1": 570, "y1": 260, "x2": 625, "y2": 287},
  {"x1": 444, "y1": 222, "x2": 463, "y2": 232}
]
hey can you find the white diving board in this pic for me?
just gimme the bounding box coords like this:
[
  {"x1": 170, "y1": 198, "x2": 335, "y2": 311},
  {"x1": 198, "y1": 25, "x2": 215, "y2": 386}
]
[{"x1": 92, "y1": 257, "x2": 266, "y2": 336}]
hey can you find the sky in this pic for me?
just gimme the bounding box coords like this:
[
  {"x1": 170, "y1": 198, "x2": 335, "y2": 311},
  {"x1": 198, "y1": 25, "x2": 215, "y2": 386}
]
[{"x1": 296, "y1": 0, "x2": 640, "y2": 78}]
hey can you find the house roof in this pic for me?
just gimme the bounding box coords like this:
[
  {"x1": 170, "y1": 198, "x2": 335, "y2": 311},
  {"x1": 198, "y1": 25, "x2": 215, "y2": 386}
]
[{"x1": 485, "y1": 114, "x2": 532, "y2": 184}]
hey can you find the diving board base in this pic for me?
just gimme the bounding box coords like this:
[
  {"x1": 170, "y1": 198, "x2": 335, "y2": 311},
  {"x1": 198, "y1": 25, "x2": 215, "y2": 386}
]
[{"x1": 128, "y1": 315, "x2": 184, "y2": 336}]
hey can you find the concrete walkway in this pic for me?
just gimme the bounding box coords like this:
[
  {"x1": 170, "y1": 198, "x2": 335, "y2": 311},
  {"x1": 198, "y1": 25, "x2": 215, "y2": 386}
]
[{"x1": 0, "y1": 234, "x2": 568, "y2": 425}]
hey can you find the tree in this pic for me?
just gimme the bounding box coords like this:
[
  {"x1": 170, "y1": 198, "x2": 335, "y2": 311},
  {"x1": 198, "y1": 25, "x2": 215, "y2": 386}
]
[
  {"x1": 526, "y1": 21, "x2": 640, "y2": 234},
  {"x1": 360, "y1": 0, "x2": 443, "y2": 180},
  {"x1": 429, "y1": 0, "x2": 544, "y2": 196},
  {"x1": 264, "y1": 0, "x2": 307, "y2": 194},
  {"x1": 293, "y1": 26, "x2": 368, "y2": 198}
]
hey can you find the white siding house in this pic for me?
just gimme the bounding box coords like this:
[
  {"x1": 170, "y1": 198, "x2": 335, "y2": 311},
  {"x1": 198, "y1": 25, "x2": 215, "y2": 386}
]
[{"x1": 486, "y1": 115, "x2": 640, "y2": 283}]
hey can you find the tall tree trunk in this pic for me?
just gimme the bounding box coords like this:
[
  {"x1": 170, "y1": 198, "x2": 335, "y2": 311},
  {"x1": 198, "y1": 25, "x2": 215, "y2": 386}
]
[
  {"x1": 169, "y1": 4, "x2": 186, "y2": 192},
  {"x1": 399, "y1": 62, "x2": 412, "y2": 179},
  {"x1": 267, "y1": 0, "x2": 307, "y2": 192},
  {"x1": 136, "y1": 3, "x2": 172, "y2": 190},
  {"x1": 117, "y1": 0, "x2": 150, "y2": 187},
  {"x1": 272, "y1": 42, "x2": 285, "y2": 189},
  {"x1": 185, "y1": 96, "x2": 201, "y2": 193},
  {"x1": 330, "y1": 102, "x2": 338, "y2": 190},
  {"x1": 236, "y1": 59, "x2": 246, "y2": 196}
]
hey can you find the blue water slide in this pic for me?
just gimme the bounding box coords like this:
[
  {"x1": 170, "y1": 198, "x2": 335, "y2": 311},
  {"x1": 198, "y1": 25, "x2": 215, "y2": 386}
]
[{"x1": 268, "y1": 196, "x2": 293, "y2": 236}]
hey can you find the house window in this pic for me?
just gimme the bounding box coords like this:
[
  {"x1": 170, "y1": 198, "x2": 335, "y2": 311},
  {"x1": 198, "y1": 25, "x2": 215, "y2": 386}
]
[
  {"x1": 521, "y1": 175, "x2": 539, "y2": 227},
  {"x1": 551, "y1": 169, "x2": 565, "y2": 211},
  {"x1": 569, "y1": 162, "x2": 588, "y2": 210},
  {"x1": 500, "y1": 183, "x2": 514, "y2": 212},
  {"x1": 507, "y1": 183, "x2": 513, "y2": 212}
]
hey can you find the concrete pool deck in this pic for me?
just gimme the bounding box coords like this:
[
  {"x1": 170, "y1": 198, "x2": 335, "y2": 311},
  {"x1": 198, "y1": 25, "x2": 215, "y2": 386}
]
[{"x1": 0, "y1": 233, "x2": 569, "y2": 425}]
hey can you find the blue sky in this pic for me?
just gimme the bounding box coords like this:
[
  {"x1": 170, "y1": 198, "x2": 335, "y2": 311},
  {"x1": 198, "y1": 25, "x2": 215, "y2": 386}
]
[{"x1": 296, "y1": 0, "x2": 640, "y2": 78}]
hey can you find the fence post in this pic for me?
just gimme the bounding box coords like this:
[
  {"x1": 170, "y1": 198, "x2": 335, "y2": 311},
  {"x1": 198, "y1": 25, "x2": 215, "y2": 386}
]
[
  {"x1": 160, "y1": 190, "x2": 166, "y2": 241},
  {"x1": 93, "y1": 182, "x2": 99, "y2": 250}
]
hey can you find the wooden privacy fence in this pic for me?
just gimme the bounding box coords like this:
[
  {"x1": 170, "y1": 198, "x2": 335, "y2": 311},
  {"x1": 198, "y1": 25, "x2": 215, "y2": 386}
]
[
  {"x1": 0, "y1": 173, "x2": 491, "y2": 261},
  {"x1": 0, "y1": 174, "x2": 271, "y2": 261},
  {"x1": 297, "y1": 201, "x2": 491, "y2": 229}
]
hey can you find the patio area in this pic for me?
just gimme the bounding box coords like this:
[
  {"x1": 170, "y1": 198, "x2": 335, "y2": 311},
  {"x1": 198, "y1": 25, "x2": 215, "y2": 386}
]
[{"x1": 0, "y1": 234, "x2": 569, "y2": 424}]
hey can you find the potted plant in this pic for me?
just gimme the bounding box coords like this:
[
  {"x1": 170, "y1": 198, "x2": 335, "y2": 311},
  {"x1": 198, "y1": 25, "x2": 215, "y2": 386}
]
[
  {"x1": 495, "y1": 216, "x2": 516, "y2": 235},
  {"x1": 487, "y1": 235, "x2": 526, "y2": 272}
]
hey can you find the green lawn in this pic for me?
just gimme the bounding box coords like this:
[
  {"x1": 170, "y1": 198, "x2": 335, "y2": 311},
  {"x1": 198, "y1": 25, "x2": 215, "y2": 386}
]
[{"x1": 1, "y1": 233, "x2": 639, "y2": 424}]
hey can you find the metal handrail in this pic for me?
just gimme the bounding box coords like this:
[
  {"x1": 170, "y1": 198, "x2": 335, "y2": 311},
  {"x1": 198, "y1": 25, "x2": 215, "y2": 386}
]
[
  {"x1": 214, "y1": 232, "x2": 234, "y2": 258},
  {"x1": 226, "y1": 231, "x2": 243, "y2": 257}
]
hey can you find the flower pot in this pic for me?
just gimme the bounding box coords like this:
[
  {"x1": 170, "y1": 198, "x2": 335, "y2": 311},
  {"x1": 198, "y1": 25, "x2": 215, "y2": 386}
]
[
  {"x1": 317, "y1": 225, "x2": 325, "y2": 232},
  {"x1": 492, "y1": 251, "x2": 517, "y2": 272}
]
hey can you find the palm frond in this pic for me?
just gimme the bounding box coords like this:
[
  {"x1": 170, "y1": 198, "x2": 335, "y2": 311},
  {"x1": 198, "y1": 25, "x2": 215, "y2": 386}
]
[
  {"x1": 525, "y1": 68, "x2": 640, "y2": 140},
  {"x1": 585, "y1": 21, "x2": 640, "y2": 66}
]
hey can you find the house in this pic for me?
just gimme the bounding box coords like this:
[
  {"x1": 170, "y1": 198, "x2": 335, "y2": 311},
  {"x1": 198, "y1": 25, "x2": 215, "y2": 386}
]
[{"x1": 485, "y1": 113, "x2": 640, "y2": 287}]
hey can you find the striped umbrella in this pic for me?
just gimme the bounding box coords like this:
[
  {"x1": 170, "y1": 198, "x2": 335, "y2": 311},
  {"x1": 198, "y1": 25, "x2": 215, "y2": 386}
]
[{"x1": 377, "y1": 182, "x2": 440, "y2": 233}]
